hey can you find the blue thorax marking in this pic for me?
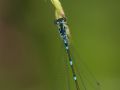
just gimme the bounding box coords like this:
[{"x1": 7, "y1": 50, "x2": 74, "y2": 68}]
[{"x1": 55, "y1": 18, "x2": 69, "y2": 50}]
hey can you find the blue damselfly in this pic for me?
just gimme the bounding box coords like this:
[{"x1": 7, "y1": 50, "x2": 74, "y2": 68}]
[
  {"x1": 54, "y1": 17, "x2": 101, "y2": 90},
  {"x1": 50, "y1": 0, "x2": 101, "y2": 90}
]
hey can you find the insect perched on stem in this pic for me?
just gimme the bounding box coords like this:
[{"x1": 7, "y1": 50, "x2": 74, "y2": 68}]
[{"x1": 50, "y1": 0, "x2": 101, "y2": 90}]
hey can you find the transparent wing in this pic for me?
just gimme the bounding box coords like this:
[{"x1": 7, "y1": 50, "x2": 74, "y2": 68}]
[
  {"x1": 56, "y1": 32, "x2": 101, "y2": 90},
  {"x1": 70, "y1": 45, "x2": 101, "y2": 90},
  {"x1": 59, "y1": 41, "x2": 101, "y2": 90}
]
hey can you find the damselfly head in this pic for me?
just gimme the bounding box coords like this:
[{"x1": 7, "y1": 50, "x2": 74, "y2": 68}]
[{"x1": 55, "y1": 17, "x2": 66, "y2": 25}]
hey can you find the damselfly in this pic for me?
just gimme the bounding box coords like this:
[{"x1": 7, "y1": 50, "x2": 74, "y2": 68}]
[
  {"x1": 50, "y1": 0, "x2": 101, "y2": 90},
  {"x1": 55, "y1": 17, "x2": 101, "y2": 90}
]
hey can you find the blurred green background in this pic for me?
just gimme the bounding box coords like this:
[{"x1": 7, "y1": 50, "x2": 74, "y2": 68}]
[{"x1": 0, "y1": 0, "x2": 120, "y2": 90}]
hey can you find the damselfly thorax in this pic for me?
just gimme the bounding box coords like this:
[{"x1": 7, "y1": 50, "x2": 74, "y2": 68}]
[{"x1": 55, "y1": 18, "x2": 69, "y2": 50}]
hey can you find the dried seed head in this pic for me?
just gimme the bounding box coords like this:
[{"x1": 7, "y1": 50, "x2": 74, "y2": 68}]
[{"x1": 51, "y1": 0, "x2": 65, "y2": 19}]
